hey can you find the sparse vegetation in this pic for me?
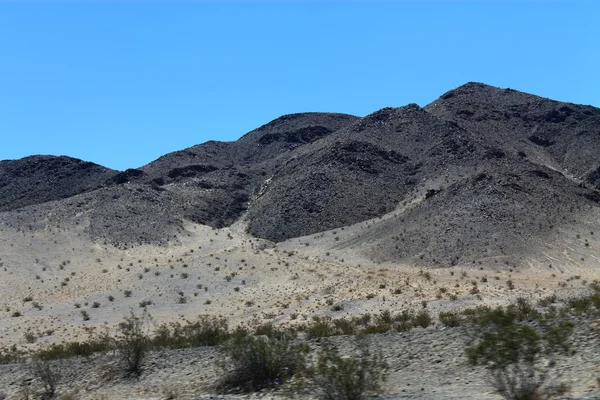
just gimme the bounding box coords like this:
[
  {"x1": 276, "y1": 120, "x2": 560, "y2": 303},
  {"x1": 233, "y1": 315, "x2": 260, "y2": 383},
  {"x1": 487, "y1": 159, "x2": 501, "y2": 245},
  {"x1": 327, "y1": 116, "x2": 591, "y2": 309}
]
[
  {"x1": 30, "y1": 359, "x2": 61, "y2": 399},
  {"x1": 115, "y1": 311, "x2": 151, "y2": 376},
  {"x1": 216, "y1": 335, "x2": 308, "y2": 393},
  {"x1": 153, "y1": 315, "x2": 231, "y2": 349},
  {"x1": 466, "y1": 306, "x2": 574, "y2": 400},
  {"x1": 301, "y1": 339, "x2": 388, "y2": 400}
]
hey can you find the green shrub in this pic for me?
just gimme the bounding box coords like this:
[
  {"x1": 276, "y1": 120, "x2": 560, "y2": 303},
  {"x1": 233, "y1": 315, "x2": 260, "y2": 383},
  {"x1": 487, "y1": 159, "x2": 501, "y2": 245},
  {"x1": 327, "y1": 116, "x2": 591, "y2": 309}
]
[
  {"x1": 566, "y1": 296, "x2": 593, "y2": 315},
  {"x1": 31, "y1": 359, "x2": 61, "y2": 399},
  {"x1": 375, "y1": 310, "x2": 393, "y2": 325},
  {"x1": 438, "y1": 311, "x2": 463, "y2": 327},
  {"x1": 332, "y1": 318, "x2": 358, "y2": 336},
  {"x1": 115, "y1": 311, "x2": 151, "y2": 376},
  {"x1": 466, "y1": 307, "x2": 573, "y2": 400},
  {"x1": 303, "y1": 317, "x2": 338, "y2": 339},
  {"x1": 412, "y1": 310, "x2": 432, "y2": 328},
  {"x1": 152, "y1": 315, "x2": 232, "y2": 349},
  {"x1": 462, "y1": 306, "x2": 507, "y2": 326},
  {"x1": 506, "y1": 298, "x2": 539, "y2": 321},
  {"x1": 537, "y1": 294, "x2": 557, "y2": 308},
  {"x1": 302, "y1": 339, "x2": 387, "y2": 400},
  {"x1": 184, "y1": 315, "x2": 230, "y2": 346},
  {"x1": 254, "y1": 323, "x2": 291, "y2": 340},
  {"x1": 37, "y1": 334, "x2": 112, "y2": 360},
  {"x1": 361, "y1": 324, "x2": 392, "y2": 335},
  {"x1": 0, "y1": 345, "x2": 23, "y2": 364},
  {"x1": 216, "y1": 335, "x2": 308, "y2": 393}
]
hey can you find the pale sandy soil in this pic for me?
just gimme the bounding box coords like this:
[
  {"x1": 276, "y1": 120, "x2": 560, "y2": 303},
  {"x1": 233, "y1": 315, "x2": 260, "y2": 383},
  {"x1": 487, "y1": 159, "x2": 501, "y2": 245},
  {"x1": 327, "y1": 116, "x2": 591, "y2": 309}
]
[
  {"x1": 1, "y1": 209, "x2": 598, "y2": 351},
  {"x1": 1, "y1": 211, "x2": 600, "y2": 399}
]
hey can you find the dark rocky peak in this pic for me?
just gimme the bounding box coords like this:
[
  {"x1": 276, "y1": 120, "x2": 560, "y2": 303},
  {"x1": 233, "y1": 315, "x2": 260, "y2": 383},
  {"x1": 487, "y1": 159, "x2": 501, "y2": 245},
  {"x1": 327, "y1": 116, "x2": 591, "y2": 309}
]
[
  {"x1": 425, "y1": 82, "x2": 598, "y2": 125},
  {"x1": 108, "y1": 168, "x2": 146, "y2": 184},
  {"x1": 139, "y1": 140, "x2": 237, "y2": 183},
  {"x1": 350, "y1": 104, "x2": 425, "y2": 133},
  {"x1": 425, "y1": 83, "x2": 600, "y2": 180},
  {"x1": 0, "y1": 155, "x2": 116, "y2": 211},
  {"x1": 238, "y1": 112, "x2": 359, "y2": 145},
  {"x1": 0, "y1": 155, "x2": 109, "y2": 175}
]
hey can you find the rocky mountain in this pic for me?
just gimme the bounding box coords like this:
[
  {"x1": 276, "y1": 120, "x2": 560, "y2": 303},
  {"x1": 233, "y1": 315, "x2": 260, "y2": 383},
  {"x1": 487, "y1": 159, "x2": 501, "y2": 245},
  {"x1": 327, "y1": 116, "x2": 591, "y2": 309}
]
[
  {"x1": 2, "y1": 82, "x2": 599, "y2": 267},
  {"x1": 0, "y1": 155, "x2": 117, "y2": 212}
]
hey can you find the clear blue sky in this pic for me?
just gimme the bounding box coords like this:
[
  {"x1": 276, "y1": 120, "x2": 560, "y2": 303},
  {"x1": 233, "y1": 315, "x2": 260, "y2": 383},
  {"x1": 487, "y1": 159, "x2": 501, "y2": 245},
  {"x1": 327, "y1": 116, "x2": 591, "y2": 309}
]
[{"x1": 1, "y1": 1, "x2": 598, "y2": 171}]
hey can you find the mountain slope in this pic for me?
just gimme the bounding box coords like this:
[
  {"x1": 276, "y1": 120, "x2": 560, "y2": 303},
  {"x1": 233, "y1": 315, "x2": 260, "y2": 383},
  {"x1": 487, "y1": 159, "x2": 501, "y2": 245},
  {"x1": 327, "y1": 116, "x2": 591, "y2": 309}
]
[
  {"x1": 243, "y1": 93, "x2": 600, "y2": 266},
  {"x1": 0, "y1": 155, "x2": 117, "y2": 211},
  {"x1": 2, "y1": 84, "x2": 600, "y2": 268},
  {"x1": 425, "y1": 82, "x2": 600, "y2": 184}
]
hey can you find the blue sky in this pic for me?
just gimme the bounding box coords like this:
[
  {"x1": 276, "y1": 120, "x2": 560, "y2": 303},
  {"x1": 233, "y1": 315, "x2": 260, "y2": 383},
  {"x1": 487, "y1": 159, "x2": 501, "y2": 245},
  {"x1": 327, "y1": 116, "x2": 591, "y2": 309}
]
[{"x1": 1, "y1": 1, "x2": 598, "y2": 171}]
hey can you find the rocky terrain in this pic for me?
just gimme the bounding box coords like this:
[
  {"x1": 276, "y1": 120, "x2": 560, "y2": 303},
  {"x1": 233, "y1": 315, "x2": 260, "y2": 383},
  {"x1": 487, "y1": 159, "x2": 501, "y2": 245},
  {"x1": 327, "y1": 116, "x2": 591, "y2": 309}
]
[
  {"x1": 2, "y1": 83, "x2": 600, "y2": 265},
  {"x1": 0, "y1": 156, "x2": 116, "y2": 212},
  {"x1": 1, "y1": 82, "x2": 600, "y2": 399},
  {"x1": 0, "y1": 318, "x2": 599, "y2": 400}
]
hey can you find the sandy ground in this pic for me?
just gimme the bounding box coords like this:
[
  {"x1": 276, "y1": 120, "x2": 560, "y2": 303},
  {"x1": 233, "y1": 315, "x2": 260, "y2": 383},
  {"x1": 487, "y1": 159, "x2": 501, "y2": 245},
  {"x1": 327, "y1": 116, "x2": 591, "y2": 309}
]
[{"x1": 1, "y1": 210, "x2": 598, "y2": 351}]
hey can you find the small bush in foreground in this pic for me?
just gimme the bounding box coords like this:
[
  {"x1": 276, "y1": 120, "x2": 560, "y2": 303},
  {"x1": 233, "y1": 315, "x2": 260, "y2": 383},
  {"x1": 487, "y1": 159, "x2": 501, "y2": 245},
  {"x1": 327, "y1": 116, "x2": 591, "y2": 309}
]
[
  {"x1": 216, "y1": 335, "x2": 308, "y2": 393},
  {"x1": 116, "y1": 311, "x2": 151, "y2": 377},
  {"x1": 466, "y1": 308, "x2": 573, "y2": 400},
  {"x1": 31, "y1": 359, "x2": 61, "y2": 399},
  {"x1": 302, "y1": 339, "x2": 387, "y2": 400}
]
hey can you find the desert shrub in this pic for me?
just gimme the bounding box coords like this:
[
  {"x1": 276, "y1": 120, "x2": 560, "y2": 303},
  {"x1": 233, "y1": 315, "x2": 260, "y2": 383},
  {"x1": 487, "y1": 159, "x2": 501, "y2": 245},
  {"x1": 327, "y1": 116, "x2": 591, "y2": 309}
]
[
  {"x1": 507, "y1": 298, "x2": 540, "y2": 321},
  {"x1": 24, "y1": 331, "x2": 37, "y2": 344},
  {"x1": 541, "y1": 320, "x2": 574, "y2": 355},
  {"x1": 412, "y1": 310, "x2": 432, "y2": 328},
  {"x1": 31, "y1": 359, "x2": 61, "y2": 399},
  {"x1": 438, "y1": 311, "x2": 463, "y2": 327},
  {"x1": 332, "y1": 318, "x2": 358, "y2": 336},
  {"x1": 361, "y1": 324, "x2": 392, "y2": 335},
  {"x1": 254, "y1": 323, "x2": 291, "y2": 340},
  {"x1": 375, "y1": 310, "x2": 393, "y2": 325},
  {"x1": 152, "y1": 315, "x2": 235, "y2": 349},
  {"x1": 0, "y1": 345, "x2": 23, "y2": 364},
  {"x1": 301, "y1": 339, "x2": 387, "y2": 400},
  {"x1": 303, "y1": 317, "x2": 338, "y2": 339},
  {"x1": 115, "y1": 311, "x2": 151, "y2": 376},
  {"x1": 37, "y1": 334, "x2": 112, "y2": 360},
  {"x1": 566, "y1": 296, "x2": 594, "y2": 315},
  {"x1": 152, "y1": 322, "x2": 187, "y2": 349},
  {"x1": 537, "y1": 295, "x2": 557, "y2": 308},
  {"x1": 461, "y1": 305, "x2": 502, "y2": 326},
  {"x1": 183, "y1": 315, "x2": 230, "y2": 347},
  {"x1": 139, "y1": 300, "x2": 153, "y2": 308},
  {"x1": 394, "y1": 309, "x2": 413, "y2": 323},
  {"x1": 466, "y1": 308, "x2": 573, "y2": 400},
  {"x1": 216, "y1": 335, "x2": 308, "y2": 393}
]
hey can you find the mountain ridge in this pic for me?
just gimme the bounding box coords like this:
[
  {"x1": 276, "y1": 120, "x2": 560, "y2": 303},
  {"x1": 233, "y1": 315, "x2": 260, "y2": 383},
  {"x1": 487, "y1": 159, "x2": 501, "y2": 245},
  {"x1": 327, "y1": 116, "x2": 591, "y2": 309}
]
[{"x1": 2, "y1": 82, "x2": 600, "y2": 267}]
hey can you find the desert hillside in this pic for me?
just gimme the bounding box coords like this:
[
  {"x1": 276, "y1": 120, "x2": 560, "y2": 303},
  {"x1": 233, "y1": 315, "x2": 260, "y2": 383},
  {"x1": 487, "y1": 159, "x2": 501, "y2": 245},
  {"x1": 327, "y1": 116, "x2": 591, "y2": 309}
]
[{"x1": 1, "y1": 82, "x2": 600, "y2": 400}]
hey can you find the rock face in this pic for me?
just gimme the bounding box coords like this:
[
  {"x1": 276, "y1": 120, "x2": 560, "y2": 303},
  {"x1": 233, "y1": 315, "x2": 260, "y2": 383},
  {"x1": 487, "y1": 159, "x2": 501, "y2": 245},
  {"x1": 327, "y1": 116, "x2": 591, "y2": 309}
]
[
  {"x1": 0, "y1": 155, "x2": 117, "y2": 211},
  {"x1": 2, "y1": 83, "x2": 600, "y2": 266}
]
